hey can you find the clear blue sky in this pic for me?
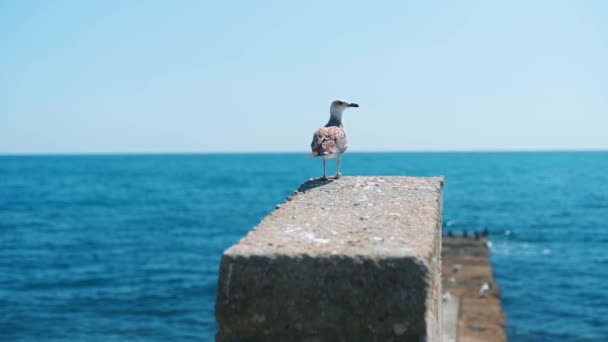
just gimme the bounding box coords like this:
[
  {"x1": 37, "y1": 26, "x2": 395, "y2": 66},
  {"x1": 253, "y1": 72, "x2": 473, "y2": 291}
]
[{"x1": 1, "y1": 0, "x2": 607, "y2": 153}]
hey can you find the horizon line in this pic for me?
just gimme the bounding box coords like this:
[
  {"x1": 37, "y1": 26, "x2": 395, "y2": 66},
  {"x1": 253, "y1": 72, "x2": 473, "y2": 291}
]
[{"x1": 1, "y1": 148, "x2": 607, "y2": 157}]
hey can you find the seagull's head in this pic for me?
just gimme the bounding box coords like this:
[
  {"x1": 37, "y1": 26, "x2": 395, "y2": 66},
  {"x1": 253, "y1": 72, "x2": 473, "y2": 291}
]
[{"x1": 330, "y1": 99, "x2": 359, "y2": 115}]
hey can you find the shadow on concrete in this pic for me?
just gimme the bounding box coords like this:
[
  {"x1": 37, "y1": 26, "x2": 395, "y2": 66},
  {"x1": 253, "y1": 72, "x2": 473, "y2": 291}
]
[{"x1": 297, "y1": 178, "x2": 334, "y2": 192}]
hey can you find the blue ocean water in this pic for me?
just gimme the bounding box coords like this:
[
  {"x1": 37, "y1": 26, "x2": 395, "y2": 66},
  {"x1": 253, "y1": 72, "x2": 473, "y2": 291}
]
[{"x1": 0, "y1": 152, "x2": 607, "y2": 341}]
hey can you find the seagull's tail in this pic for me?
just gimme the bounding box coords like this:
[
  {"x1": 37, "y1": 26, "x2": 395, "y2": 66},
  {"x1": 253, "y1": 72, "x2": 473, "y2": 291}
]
[{"x1": 309, "y1": 152, "x2": 318, "y2": 157}]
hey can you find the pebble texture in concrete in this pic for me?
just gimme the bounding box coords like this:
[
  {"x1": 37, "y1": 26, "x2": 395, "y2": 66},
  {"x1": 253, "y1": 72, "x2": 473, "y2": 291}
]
[{"x1": 215, "y1": 176, "x2": 444, "y2": 341}]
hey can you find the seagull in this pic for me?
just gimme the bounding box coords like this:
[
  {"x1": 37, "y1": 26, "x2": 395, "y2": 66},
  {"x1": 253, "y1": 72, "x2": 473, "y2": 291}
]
[
  {"x1": 310, "y1": 99, "x2": 359, "y2": 180},
  {"x1": 479, "y1": 282, "x2": 490, "y2": 296}
]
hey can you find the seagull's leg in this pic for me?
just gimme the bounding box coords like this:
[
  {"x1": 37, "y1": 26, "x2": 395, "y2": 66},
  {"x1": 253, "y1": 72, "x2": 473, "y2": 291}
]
[
  {"x1": 321, "y1": 158, "x2": 328, "y2": 181},
  {"x1": 334, "y1": 157, "x2": 342, "y2": 179}
]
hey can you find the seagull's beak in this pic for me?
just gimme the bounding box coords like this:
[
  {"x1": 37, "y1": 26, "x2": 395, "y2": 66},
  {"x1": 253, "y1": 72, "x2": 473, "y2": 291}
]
[{"x1": 348, "y1": 103, "x2": 359, "y2": 108}]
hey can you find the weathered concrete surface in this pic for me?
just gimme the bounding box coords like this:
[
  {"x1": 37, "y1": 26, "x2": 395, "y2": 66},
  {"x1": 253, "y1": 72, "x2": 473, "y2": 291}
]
[
  {"x1": 216, "y1": 176, "x2": 443, "y2": 341},
  {"x1": 442, "y1": 298, "x2": 459, "y2": 342},
  {"x1": 442, "y1": 237, "x2": 506, "y2": 342}
]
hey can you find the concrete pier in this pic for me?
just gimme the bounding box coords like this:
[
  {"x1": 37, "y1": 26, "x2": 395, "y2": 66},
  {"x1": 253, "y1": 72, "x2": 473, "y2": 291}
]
[
  {"x1": 441, "y1": 237, "x2": 506, "y2": 342},
  {"x1": 215, "y1": 176, "x2": 444, "y2": 341}
]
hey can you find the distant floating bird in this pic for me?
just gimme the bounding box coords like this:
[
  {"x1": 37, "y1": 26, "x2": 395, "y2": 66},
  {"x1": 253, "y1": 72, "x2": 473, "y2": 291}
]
[
  {"x1": 310, "y1": 99, "x2": 359, "y2": 180},
  {"x1": 479, "y1": 282, "x2": 490, "y2": 296}
]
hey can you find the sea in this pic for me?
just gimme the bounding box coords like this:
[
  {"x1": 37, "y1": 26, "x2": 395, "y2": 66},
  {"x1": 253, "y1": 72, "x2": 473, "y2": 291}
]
[{"x1": 1, "y1": 152, "x2": 607, "y2": 341}]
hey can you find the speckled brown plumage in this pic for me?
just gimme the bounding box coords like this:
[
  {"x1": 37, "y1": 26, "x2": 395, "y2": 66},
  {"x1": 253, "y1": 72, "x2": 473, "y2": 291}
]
[{"x1": 310, "y1": 126, "x2": 347, "y2": 158}]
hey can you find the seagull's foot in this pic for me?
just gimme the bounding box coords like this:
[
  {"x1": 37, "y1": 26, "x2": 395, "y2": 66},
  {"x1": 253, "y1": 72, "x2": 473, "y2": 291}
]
[{"x1": 331, "y1": 172, "x2": 342, "y2": 180}]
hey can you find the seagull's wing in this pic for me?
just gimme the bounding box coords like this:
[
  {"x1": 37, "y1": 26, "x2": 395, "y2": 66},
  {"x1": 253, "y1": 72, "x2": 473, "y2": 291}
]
[{"x1": 310, "y1": 126, "x2": 346, "y2": 157}]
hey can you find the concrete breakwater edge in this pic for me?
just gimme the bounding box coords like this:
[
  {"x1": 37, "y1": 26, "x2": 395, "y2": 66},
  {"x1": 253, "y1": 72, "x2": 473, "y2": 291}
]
[
  {"x1": 442, "y1": 236, "x2": 506, "y2": 342},
  {"x1": 215, "y1": 176, "x2": 505, "y2": 341}
]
